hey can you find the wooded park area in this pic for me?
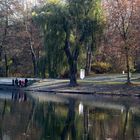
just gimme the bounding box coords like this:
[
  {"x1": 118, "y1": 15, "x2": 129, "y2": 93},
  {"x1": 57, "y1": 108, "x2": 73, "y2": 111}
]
[{"x1": 0, "y1": 0, "x2": 140, "y2": 86}]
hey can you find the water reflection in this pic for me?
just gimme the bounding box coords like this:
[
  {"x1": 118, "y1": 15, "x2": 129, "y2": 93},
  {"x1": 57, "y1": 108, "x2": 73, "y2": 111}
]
[
  {"x1": 0, "y1": 91, "x2": 140, "y2": 140},
  {"x1": 79, "y1": 102, "x2": 83, "y2": 115},
  {"x1": 61, "y1": 98, "x2": 76, "y2": 140},
  {"x1": 12, "y1": 90, "x2": 27, "y2": 102}
]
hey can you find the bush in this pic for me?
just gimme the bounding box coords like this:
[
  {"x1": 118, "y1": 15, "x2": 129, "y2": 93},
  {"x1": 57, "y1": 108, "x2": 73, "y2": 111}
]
[
  {"x1": 91, "y1": 62, "x2": 112, "y2": 74},
  {"x1": 59, "y1": 68, "x2": 69, "y2": 78}
]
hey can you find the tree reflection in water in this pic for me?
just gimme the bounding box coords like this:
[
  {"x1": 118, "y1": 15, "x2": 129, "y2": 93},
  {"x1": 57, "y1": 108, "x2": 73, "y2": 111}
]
[
  {"x1": 0, "y1": 92, "x2": 140, "y2": 140},
  {"x1": 83, "y1": 106, "x2": 89, "y2": 140},
  {"x1": 35, "y1": 99, "x2": 140, "y2": 140},
  {"x1": 61, "y1": 98, "x2": 76, "y2": 140}
]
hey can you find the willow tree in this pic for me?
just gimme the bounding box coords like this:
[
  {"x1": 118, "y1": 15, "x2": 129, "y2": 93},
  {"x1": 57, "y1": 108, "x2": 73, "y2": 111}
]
[
  {"x1": 63, "y1": 0, "x2": 104, "y2": 85},
  {"x1": 33, "y1": 1, "x2": 66, "y2": 78},
  {"x1": 34, "y1": 0, "x2": 104, "y2": 85},
  {"x1": 44, "y1": 4, "x2": 66, "y2": 78}
]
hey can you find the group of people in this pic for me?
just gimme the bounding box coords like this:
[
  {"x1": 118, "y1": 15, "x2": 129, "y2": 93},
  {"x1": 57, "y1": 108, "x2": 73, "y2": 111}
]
[{"x1": 12, "y1": 78, "x2": 28, "y2": 87}]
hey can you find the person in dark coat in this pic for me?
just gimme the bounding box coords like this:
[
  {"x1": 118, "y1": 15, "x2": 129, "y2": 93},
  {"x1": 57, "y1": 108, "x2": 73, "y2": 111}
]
[
  {"x1": 15, "y1": 78, "x2": 18, "y2": 86},
  {"x1": 25, "y1": 78, "x2": 28, "y2": 87}
]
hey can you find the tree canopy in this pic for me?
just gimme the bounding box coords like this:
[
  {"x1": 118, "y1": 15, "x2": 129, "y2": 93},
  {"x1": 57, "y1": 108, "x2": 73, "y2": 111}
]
[
  {"x1": 0, "y1": 0, "x2": 140, "y2": 85},
  {"x1": 33, "y1": 0, "x2": 104, "y2": 85}
]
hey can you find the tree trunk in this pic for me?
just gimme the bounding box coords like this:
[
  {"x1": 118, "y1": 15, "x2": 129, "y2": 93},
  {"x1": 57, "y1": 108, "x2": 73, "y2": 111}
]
[
  {"x1": 64, "y1": 29, "x2": 78, "y2": 86},
  {"x1": 125, "y1": 47, "x2": 131, "y2": 84},
  {"x1": 4, "y1": 52, "x2": 8, "y2": 77},
  {"x1": 69, "y1": 59, "x2": 78, "y2": 86},
  {"x1": 86, "y1": 45, "x2": 92, "y2": 75},
  {"x1": 86, "y1": 32, "x2": 95, "y2": 75},
  {"x1": 42, "y1": 57, "x2": 47, "y2": 78},
  {"x1": 29, "y1": 39, "x2": 38, "y2": 77},
  {"x1": 25, "y1": 24, "x2": 38, "y2": 78},
  {"x1": 88, "y1": 52, "x2": 92, "y2": 73},
  {"x1": 0, "y1": 46, "x2": 2, "y2": 61},
  {"x1": 64, "y1": 47, "x2": 78, "y2": 86},
  {"x1": 86, "y1": 46, "x2": 90, "y2": 75},
  {"x1": 31, "y1": 49, "x2": 38, "y2": 77}
]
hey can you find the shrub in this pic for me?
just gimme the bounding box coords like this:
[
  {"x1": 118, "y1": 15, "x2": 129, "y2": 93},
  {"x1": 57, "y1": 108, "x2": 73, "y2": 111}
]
[
  {"x1": 91, "y1": 62, "x2": 112, "y2": 74},
  {"x1": 59, "y1": 68, "x2": 69, "y2": 78}
]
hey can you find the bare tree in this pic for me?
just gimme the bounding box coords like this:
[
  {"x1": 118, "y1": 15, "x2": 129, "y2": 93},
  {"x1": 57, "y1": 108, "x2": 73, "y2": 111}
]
[
  {"x1": 104, "y1": 0, "x2": 139, "y2": 84},
  {"x1": 0, "y1": 0, "x2": 20, "y2": 76}
]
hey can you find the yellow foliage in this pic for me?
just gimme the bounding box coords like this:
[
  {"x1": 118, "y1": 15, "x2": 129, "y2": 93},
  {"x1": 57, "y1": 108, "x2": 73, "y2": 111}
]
[
  {"x1": 92, "y1": 62, "x2": 112, "y2": 73},
  {"x1": 96, "y1": 62, "x2": 111, "y2": 68},
  {"x1": 32, "y1": 11, "x2": 38, "y2": 16},
  {"x1": 8, "y1": 59, "x2": 13, "y2": 66},
  {"x1": 48, "y1": 0, "x2": 60, "y2": 4},
  {"x1": 70, "y1": 33, "x2": 75, "y2": 43}
]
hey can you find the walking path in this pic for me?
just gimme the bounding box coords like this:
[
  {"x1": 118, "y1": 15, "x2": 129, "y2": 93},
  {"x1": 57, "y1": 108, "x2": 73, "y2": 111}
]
[
  {"x1": 26, "y1": 74, "x2": 140, "y2": 96},
  {"x1": 0, "y1": 74, "x2": 140, "y2": 96}
]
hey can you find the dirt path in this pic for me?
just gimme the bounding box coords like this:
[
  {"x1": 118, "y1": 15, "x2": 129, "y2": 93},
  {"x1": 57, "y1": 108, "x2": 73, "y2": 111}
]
[{"x1": 27, "y1": 77, "x2": 140, "y2": 96}]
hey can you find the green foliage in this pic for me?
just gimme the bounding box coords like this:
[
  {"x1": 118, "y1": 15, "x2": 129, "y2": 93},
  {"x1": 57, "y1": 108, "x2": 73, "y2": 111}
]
[
  {"x1": 33, "y1": 0, "x2": 105, "y2": 78},
  {"x1": 91, "y1": 62, "x2": 112, "y2": 74},
  {"x1": 8, "y1": 59, "x2": 13, "y2": 66},
  {"x1": 59, "y1": 67, "x2": 69, "y2": 78},
  {"x1": 33, "y1": 3, "x2": 67, "y2": 78},
  {"x1": 35, "y1": 103, "x2": 68, "y2": 140}
]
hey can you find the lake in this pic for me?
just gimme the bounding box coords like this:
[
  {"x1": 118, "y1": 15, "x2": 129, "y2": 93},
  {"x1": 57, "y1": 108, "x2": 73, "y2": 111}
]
[{"x1": 0, "y1": 90, "x2": 140, "y2": 140}]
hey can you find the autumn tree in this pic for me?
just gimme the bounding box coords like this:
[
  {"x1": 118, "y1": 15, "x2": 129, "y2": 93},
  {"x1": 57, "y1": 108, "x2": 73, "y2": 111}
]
[
  {"x1": 0, "y1": 0, "x2": 22, "y2": 76},
  {"x1": 103, "y1": 0, "x2": 139, "y2": 84}
]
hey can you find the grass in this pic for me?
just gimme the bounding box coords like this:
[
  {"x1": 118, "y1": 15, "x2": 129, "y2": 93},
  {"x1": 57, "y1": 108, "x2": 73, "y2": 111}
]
[{"x1": 78, "y1": 80, "x2": 125, "y2": 85}]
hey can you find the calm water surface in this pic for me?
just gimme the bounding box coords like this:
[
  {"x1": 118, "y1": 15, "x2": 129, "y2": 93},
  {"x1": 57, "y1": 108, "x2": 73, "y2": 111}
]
[{"x1": 0, "y1": 90, "x2": 140, "y2": 140}]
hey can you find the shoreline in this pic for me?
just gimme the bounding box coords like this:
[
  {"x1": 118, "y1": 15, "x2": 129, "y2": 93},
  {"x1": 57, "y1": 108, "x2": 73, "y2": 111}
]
[
  {"x1": 25, "y1": 88, "x2": 140, "y2": 98},
  {"x1": 0, "y1": 76, "x2": 140, "y2": 98}
]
